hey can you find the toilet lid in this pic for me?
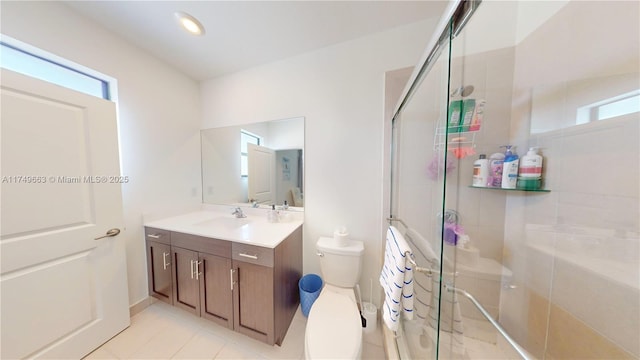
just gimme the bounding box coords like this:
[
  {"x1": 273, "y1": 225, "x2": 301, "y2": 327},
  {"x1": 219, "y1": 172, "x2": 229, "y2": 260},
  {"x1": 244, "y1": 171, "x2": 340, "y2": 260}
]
[{"x1": 305, "y1": 290, "x2": 362, "y2": 359}]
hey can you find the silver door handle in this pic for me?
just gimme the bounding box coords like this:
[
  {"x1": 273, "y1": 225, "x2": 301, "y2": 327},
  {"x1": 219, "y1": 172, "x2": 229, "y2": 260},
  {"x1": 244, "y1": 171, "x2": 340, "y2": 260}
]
[
  {"x1": 230, "y1": 269, "x2": 236, "y2": 291},
  {"x1": 94, "y1": 228, "x2": 121, "y2": 240},
  {"x1": 195, "y1": 261, "x2": 202, "y2": 280},
  {"x1": 162, "y1": 252, "x2": 170, "y2": 270},
  {"x1": 238, "y1": 253, "x2": 258, "y2": 260},
  {"x1": 147, "y1": 234, "x2": 161, "y2": 239}
]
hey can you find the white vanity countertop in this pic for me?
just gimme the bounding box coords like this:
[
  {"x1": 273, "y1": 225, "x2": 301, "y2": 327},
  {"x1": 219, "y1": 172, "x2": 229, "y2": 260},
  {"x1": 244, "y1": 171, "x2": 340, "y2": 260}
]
[{"x1": 144, "y1": 209, "x2": 303, "y2": 249}]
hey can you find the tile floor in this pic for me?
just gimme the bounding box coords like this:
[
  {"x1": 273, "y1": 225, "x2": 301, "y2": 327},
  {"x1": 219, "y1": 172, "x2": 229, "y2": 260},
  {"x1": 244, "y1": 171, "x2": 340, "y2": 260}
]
[{"x1": 85, "y1": 301, "x2": 386, "y2": 359}]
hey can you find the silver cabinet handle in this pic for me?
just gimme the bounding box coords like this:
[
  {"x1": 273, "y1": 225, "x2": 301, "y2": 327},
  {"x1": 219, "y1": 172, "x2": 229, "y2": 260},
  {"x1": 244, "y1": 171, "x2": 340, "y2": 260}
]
[
  {"x1": 190, "y1": 260, "x2": 195, "y2": 279},
  {"x1": 162, "y1": 252, "x2": 170, "y2": 270},
  {"x1": 95, "y1": 228, "x2": 121, "y2": 240},
  {"x1": 238, "y1": 253, "x2": 258, "y2": 260},
  {"x1": 195, "y1": 261, "x2": 202, "y2": 280},
  {"x1": 230, "y1": 268, "x2": 235, "y2": 291},
  {"x1": 147, "y1": 234, "x2": 161, "y2": 239}
]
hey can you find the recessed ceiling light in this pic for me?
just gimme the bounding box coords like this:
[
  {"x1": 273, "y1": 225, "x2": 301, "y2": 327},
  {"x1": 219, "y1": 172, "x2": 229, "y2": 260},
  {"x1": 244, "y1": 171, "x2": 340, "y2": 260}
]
[{"x1": 174, "y1": 12, "x2": 205, "y2": 36}]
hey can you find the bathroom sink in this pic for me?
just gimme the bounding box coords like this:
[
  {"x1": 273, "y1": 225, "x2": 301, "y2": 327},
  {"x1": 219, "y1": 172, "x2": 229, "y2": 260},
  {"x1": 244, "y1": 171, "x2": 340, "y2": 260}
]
[{"x1": 193, "y1": 217, "x2": 251, "y2": 229}]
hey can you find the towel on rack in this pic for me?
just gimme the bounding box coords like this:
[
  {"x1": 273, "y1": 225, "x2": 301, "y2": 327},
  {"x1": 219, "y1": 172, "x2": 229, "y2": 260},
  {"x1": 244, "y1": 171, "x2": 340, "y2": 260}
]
[
  {"x1": 404, "y1": 229, "x2": 435, "y2": 322},
  {"x1": 403, "y1": 227, "x2": 464, "y2": 346},
  {"x1": 379, "y1": 226, "x2": 414, "y2": 331}
]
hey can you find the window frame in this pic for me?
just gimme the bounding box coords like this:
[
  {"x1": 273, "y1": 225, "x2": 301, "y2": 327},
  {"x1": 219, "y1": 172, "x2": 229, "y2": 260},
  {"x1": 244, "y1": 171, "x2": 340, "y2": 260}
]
[{"x1": 240, "y1": 130, "x2": 262, "y2": 178}]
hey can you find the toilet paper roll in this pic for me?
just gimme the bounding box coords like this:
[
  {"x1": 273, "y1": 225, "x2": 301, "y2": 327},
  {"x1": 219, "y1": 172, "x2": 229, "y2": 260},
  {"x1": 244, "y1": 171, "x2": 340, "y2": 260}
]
[
  {"x1": 363, "y1": 302, "x2": 377, "y2": 334},
  {"x1": 333, "y1": 227, "x2": 349, "y2": 247}
]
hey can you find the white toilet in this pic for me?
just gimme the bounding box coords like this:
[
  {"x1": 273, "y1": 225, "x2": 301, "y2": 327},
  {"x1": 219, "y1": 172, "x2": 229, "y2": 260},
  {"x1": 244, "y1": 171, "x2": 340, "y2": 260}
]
[{"x1": 304, "y1": 236, "x2": 364, "y2": 359}]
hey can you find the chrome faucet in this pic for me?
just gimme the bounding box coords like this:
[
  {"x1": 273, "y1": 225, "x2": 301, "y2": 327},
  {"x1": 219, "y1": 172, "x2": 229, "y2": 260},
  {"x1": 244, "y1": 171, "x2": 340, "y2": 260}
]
[{"x1": 231, "y1": 207, "x2": 246, "y2": 218}]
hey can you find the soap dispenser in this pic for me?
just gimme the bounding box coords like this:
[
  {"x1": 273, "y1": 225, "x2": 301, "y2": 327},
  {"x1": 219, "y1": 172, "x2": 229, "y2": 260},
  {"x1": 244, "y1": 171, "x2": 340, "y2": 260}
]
[
  {"x1": 268, "y1": 205, "x2": 279, "y2": 223},
  {"x1": 519, "y1": 147, "x2": 543, "y2": 178},
  {"x1": 517, "y1": 147, "x2": 543, "y2": 190}
]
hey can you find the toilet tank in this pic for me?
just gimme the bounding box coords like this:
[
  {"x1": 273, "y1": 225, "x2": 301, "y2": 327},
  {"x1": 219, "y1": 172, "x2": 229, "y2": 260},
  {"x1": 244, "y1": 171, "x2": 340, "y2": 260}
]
[{"x1": 316, "y1": 237, "x2": 364, "y2": 288}]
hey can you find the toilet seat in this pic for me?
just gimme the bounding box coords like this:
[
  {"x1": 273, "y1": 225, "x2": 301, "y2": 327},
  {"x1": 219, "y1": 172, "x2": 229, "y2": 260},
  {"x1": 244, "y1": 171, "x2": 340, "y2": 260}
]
[{"x1": 305, "y1": 287, "x2": 362, "y2": 359}]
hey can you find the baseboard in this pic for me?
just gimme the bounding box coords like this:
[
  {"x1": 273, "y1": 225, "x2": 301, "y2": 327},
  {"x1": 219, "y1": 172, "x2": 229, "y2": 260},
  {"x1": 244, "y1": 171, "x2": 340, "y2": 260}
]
[{"x1": 129, "y1": 296, "x2": 155, "y2": 317}]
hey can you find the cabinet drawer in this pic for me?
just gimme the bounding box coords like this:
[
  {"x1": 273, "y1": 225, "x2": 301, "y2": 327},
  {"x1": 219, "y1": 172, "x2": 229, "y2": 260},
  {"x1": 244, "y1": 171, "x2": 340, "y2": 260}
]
[
  {"x1": 232, "y1": 243, "x2": 274, "y2": 268},
  {"x1": 171, "y1": 231, "x2": 230, "y2": 258},
  {"x1": 145, "y1": 227, "x2": 171, "y2": 245}
]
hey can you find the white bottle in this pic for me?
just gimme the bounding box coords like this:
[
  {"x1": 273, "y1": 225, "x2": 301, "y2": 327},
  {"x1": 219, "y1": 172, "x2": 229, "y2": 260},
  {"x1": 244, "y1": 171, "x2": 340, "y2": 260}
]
[
  {"x1": 267, "y1": 204, "x2": 279, "y2": 223},
  {"x1": 519, "y1": 147, "x2": 543, "y2": 178},
  {"x1": 472, "y1": 154, "x2": 489, "y2": 187},
  {"x1": 501, "y1": 145, "x2": 519, "y2": 189}
]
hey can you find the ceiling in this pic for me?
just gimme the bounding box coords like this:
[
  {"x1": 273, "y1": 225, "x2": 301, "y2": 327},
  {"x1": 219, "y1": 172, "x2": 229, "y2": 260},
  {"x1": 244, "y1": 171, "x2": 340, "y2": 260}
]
[{"x1": 64, "y1": 1, "x2": 447, "y2": 81}]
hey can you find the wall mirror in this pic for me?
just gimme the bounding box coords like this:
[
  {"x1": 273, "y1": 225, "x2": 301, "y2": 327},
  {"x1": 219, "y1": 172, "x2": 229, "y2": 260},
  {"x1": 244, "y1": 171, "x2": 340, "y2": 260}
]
[{"x1": 201, "y1": 117, "x2": 304, "y2": 210}]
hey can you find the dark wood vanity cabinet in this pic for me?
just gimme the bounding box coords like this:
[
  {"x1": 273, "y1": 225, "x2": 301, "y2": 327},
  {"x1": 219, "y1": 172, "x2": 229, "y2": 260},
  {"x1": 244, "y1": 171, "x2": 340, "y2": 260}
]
[
  {"x1": 170, "y1": 246, "x2": 201, "y2": 314},
  {"x1": 171, "y1": 231, "x2": 234, "y2": 329},
  {"x1": 233, "y1": 256, "x2": 275, "y2": 343},
  {"x1": 231, "y1": 225, "x2": 303, "y2": 345},
  {"x1": 169, "y1": 248, "x2": 234, "y2": 328},
  {"x1": 199, "y1": 252, "x2": 234, "y2": 329},
  {"x1": 145, "y1": 228, "x2": 173, "y2": 305},
  {"x1": 144, "y1": 225, "x2": 302, "y2": 346}
]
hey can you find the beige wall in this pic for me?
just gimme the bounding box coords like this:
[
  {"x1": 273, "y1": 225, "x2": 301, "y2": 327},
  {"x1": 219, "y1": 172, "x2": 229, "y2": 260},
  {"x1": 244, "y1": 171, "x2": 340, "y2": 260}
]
[{"x1": 501, "y1": 1, "x2": 639, "y2": 358}]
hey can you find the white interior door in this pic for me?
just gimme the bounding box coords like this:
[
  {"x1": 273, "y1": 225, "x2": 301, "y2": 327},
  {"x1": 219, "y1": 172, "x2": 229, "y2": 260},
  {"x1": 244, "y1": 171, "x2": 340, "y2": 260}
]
[
  {"x1": 1, "y1": 70, "x2": 130, "y2": 359},
  {"x1": 247, "y1": 143, "x2": 275, "y2": 204}
]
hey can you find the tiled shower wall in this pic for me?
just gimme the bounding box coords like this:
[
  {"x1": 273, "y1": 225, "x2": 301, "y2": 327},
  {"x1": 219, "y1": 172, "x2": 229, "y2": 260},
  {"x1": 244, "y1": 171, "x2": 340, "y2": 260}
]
[{"x1": 501, "y1": 1, "x2": 639, "y2": 358}]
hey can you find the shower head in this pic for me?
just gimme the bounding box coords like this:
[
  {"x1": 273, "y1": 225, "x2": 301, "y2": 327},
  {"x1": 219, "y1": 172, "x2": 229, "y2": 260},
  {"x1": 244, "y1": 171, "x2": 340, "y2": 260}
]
[
  {"x1": 450, "y1": 85, "x2": 474, "y2": 98},
  {"x1": 461, "y1": 85, "x2": 474, "y2": 97}
]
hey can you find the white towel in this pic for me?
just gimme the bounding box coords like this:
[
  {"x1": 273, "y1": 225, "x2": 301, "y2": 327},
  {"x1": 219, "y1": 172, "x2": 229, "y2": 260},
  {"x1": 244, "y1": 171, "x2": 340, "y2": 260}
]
[{"x1": 379, "y1": 226, "x2": 414, "y2": 331}]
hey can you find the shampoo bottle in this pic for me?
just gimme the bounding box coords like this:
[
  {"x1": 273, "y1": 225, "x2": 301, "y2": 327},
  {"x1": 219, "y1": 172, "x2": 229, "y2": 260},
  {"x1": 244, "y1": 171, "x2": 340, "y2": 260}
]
[
  {"x1": 501, "y1": 145, "x2": 519, "y2": 189},
  {"x1": 487, "y1": 152, "x2": 505, "y2": 187},
  {"x1": 472, "y1": 154, "x2": 489, "y2": 187}
]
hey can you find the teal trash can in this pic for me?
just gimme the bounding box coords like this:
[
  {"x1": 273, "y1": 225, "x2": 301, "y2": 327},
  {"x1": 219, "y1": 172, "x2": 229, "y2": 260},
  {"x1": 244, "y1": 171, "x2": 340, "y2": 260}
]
[{"x1": 299, "y1": 274, "x2": 323, "y2": 317}]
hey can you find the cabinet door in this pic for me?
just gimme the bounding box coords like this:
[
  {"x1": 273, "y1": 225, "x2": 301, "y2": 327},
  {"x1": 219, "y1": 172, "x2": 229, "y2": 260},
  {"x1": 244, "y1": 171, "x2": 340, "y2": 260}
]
[
  {"x1": 233, "y1": 261, "x2": 274, "y2": 344},
  {"x1": 146, "y1": 241, "x2": 173, "y2": 305},
  {"x1": 171, "y1": 246, "x2": 200, "y2": 315},
  {"x1": 199, "y1": 253, "x2": 233, "y2": 328}
]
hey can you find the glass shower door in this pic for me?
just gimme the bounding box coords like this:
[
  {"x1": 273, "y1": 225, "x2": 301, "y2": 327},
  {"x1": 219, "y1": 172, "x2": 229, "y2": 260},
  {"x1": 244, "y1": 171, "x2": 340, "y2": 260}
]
[
  {"x1": 438, "y1": 1, "x2": 639, "y2": 359},
  {"x1": 438, "y1": 1, "x2": 521, "y2": 357},
  {"x1": 389, "y1": 21, "x2": 452, "y2": 360},
  {"x1": 390, "y1": 1, "x2": 639, "y2": 359}
]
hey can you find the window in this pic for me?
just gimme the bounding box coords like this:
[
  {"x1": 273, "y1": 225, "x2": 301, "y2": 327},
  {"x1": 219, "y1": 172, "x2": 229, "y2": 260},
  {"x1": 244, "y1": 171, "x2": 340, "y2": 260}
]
[
  {"x1": 240, "y1": 130, "x2": 261, "y2": 177},
  {"x1": 0, "y1": 35, "x2": 122, "y2": 171},
  {"x1": 0, "y1": 39, "x2": 111, "y2": 100},
  {"x1": 577, "y1": 90, "x2": 640, "y2": 125}
]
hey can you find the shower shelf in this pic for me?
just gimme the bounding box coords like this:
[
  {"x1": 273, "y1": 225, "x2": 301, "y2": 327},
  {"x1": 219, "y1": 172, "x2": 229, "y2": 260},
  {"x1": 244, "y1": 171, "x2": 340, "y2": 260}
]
[
  {"x1": 434, "y1": 125, "x2": 479, "y2": 151},
  {"x1": 469, "y1": 185, "x2": 551, "y2": 193}
]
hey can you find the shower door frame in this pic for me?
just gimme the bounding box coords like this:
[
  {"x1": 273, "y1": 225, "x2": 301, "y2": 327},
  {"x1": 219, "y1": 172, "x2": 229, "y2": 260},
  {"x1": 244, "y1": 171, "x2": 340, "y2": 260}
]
[{"x1": 386, "y1": 0, "x2": 533, "y2": 359}]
